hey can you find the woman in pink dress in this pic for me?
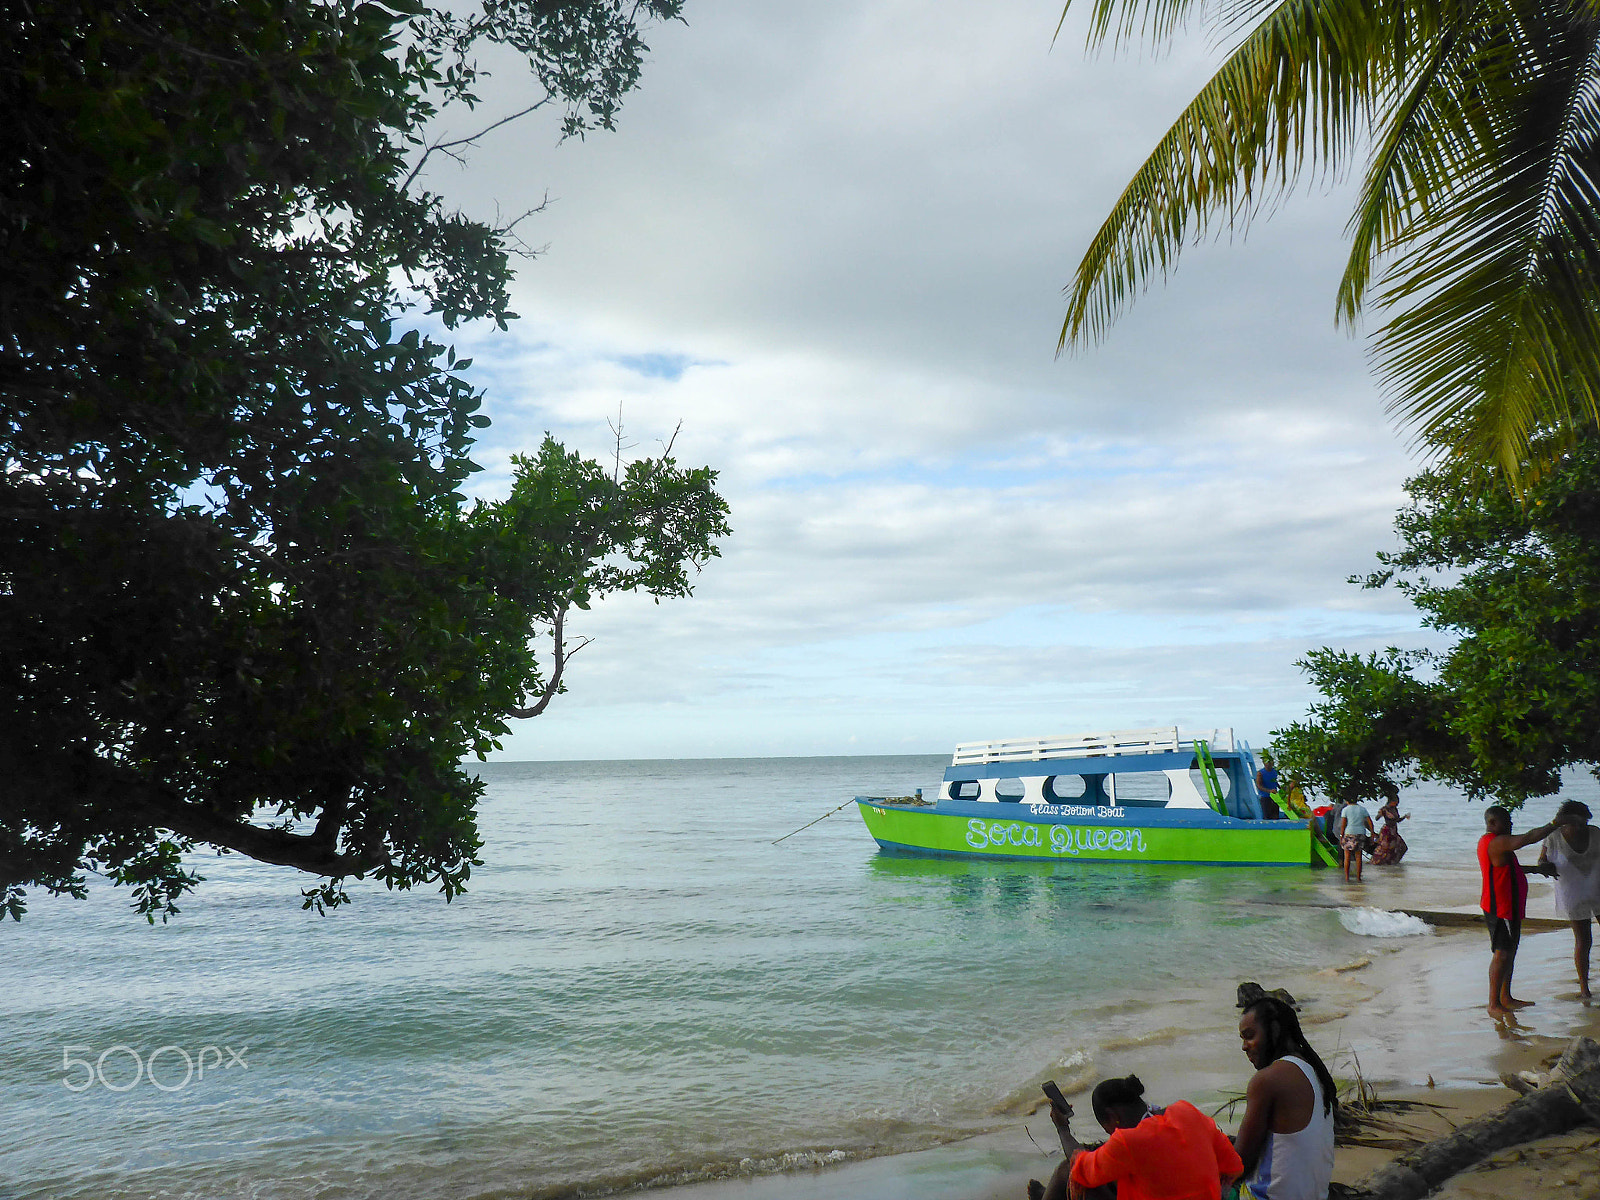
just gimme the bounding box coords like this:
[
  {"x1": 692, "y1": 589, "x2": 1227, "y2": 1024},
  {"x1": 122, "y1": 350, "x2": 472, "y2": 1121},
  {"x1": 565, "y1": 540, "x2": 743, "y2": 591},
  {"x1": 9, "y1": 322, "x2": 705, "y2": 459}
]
[{"x1": 1369, "y1": 782, "x2": 1409, "y2": 866}]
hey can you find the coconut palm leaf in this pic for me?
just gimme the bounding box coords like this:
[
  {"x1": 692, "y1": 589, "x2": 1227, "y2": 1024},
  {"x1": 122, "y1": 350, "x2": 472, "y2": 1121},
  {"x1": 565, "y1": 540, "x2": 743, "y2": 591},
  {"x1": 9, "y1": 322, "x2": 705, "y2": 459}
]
[
  {"x1": 1059, "y1": 0, "x2": 1408, "y2": 351},
  {"x1": 1072, "y1": 0, "x2": 1227, "y2": 48},
  {"x1": 1336, "y1": 17, "x2": 1484, "y2": 324},
  {"x1": 1060, "y1": 0, "x2": 1600, "y2": 477},
  {"x1": 1367, "y1": 0, "x2": 1600, "y2": 471}
]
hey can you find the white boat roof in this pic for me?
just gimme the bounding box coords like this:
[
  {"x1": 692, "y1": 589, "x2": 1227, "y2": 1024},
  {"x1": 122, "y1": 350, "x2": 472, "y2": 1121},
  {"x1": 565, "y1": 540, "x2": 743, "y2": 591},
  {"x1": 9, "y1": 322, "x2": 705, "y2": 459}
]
[{"x1": 951, "y1": 726, "x2": 1238, "y2": 766}]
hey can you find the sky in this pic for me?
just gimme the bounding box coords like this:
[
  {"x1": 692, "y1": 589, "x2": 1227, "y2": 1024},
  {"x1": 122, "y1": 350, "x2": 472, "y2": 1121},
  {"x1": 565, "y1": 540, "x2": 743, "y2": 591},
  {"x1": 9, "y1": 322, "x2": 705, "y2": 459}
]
[{"x1": 420, "y1": 0, "x2": 1442, "y2": 761}]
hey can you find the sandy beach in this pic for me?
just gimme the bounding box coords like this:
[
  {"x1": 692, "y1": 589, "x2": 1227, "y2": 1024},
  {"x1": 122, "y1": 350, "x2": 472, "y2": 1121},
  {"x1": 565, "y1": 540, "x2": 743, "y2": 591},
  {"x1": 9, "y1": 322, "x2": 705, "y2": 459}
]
[{"x1": 661, "y1": 857, "x2": 1600, "y2": 1200}]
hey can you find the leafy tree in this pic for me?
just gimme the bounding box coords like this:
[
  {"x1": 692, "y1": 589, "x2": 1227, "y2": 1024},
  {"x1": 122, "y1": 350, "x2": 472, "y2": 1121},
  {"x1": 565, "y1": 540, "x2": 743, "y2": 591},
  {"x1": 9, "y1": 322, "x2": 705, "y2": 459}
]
[
  {"x1": 1270, "y1": 649, "x2": 1445, "y2": 803},
  {"x1": 1055, "y1": 0, "x2": 1600, "y2": 478},
  {"x1": 1272, "y1": 437, "x2": 1600, "y2": 805},
  {"x1": 0, "y1": 0, "x2": 729, "y2": 921}
]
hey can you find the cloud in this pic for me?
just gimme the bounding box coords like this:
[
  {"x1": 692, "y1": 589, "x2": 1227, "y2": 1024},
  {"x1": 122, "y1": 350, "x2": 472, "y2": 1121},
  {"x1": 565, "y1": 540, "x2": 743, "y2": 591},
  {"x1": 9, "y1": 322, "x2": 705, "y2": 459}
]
[{"x1": 409, "y1": 0, "x2": 1436, "y2": 758}]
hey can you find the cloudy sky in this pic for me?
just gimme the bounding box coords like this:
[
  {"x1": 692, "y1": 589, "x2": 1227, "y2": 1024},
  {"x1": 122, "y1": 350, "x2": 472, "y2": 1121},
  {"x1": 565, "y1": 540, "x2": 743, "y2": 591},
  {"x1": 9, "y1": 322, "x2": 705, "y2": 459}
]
[{"x1": 424, "y1": 0, "x2": 1440, "y2": 761}]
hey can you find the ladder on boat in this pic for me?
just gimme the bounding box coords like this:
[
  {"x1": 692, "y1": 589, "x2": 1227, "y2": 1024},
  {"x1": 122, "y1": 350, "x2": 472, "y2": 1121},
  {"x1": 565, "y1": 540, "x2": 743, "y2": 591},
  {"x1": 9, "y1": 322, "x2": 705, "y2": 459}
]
[{"x1": 1193, "y1": 740, "x2": 1228, "y2": 816}]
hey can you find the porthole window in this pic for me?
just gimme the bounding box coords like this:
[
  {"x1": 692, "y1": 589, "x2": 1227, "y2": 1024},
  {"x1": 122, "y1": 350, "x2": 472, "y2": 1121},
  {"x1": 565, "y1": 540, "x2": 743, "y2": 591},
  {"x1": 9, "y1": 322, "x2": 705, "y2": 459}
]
[
  {"x1": 1045, "y1": 775, "x2": 1087, "y2": 802},
  {"x1": 994, "y1": 777, "x2": 1026, "y2": 802},
  {"x1": 949, "y1": 780, "x2": 981, "y2": 800}
]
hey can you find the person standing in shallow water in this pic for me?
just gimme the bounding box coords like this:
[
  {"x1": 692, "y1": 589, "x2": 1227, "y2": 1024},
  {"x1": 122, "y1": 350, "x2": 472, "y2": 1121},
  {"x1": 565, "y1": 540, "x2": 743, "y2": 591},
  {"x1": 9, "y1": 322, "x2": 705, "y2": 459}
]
[
  {"x1": 1335, "y1": 797, "x2": 1374, "y2": 882},
  {"x1": 1369, "y1": 781, "x2": 1409, "y2": 866},
  {"x1": 1479, "y1": 805, "x2": 1573, "y2": 1016},
  {"x1": 1234, "y1": 996, "x2": 1336, "y2": 1200},
  {"x1": 1537, "y1": 800, "x2": 1600, "y2": 1000}
]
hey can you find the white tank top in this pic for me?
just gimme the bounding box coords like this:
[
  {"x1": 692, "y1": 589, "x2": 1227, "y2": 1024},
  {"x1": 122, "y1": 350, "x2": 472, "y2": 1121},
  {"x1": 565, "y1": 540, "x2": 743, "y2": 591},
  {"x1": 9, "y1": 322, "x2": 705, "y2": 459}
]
[{"x1": 1243, "y1": 1055, "x2": 1335, "y2": 1200}]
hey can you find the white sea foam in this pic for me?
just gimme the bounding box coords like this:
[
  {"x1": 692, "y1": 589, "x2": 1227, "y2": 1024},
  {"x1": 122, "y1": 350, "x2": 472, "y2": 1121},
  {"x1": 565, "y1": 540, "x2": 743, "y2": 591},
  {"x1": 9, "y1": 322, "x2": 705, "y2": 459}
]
[{"x1": 1338, "y1": 907, "x2": 1435, "y2": 938}]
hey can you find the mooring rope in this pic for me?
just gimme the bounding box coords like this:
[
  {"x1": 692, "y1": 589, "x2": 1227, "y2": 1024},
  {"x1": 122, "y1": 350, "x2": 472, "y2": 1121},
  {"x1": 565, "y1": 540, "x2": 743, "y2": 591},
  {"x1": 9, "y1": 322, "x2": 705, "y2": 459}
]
[{"x1": 771, "y1": 798, "x2": 856, "y2": 845}]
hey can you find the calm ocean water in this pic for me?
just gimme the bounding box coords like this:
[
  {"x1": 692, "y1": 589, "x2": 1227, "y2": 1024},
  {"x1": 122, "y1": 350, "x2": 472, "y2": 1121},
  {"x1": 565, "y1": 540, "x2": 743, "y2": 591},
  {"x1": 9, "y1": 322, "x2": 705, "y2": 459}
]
[{"x1": 3, "y1": 756, "x2": 1594, "y2": 1200}]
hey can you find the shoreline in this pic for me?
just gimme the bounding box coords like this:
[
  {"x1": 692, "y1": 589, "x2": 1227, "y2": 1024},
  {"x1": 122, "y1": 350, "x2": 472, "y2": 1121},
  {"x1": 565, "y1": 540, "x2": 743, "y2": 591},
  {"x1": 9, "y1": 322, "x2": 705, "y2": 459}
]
[{"x1": 655, "y1": 862, "x2": 1600, "y2": 1200}]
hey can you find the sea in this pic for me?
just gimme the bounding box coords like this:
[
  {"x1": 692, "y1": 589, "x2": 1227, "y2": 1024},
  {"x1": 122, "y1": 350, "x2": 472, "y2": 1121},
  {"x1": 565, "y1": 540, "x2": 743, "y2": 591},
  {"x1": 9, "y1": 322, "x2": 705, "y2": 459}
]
[{"x1": 3, "y1": 755, "x2": 1595, "y2": 1200}]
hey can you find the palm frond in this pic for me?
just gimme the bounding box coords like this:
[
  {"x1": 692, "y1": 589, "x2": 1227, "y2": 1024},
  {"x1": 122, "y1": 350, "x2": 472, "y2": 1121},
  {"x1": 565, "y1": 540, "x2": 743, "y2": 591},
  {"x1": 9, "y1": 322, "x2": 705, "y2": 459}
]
[
  {"x1": 1338, "y1": 18, "x2": 1482, "y2": 324},
  {"x1": 1062, "y1": 0, "x2": 1600, "y2": 475},
  {"x1": 1066, "y1": 0, "x2": 1232, "y2": 50},
  {"x1": 1059, "y1": 0, "x2": 1399, "y2": 352},
  {"x1": 1367, "y1": 0, "x2": 1600, "y2": 475}
]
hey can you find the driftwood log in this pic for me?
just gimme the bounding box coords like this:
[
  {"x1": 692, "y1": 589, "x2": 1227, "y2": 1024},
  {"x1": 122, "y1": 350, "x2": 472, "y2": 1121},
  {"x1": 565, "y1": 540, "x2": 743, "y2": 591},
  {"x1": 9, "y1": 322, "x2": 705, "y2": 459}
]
[{"x1": 1347, "y1": 1037, "x2": 1600, "y2": 1200}]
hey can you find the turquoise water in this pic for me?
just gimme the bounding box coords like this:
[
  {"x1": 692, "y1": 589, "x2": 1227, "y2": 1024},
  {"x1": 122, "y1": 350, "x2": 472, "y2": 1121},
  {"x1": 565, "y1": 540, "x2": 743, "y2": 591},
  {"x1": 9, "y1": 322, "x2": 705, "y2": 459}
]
[{"x1": 1, "y1": 756, "x2": 1588, "y2": 1200}]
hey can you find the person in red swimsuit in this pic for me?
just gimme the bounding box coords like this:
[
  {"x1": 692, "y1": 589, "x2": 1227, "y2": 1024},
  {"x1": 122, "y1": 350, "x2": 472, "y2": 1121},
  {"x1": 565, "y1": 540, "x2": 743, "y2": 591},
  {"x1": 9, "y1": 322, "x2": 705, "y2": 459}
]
[
  {"x1": 1030, "y1": 1074, "x2": 1242, "y2": 1200},
  {"x1": 1479, "y1": 805, "x2": 1572, "y2": 1016}
]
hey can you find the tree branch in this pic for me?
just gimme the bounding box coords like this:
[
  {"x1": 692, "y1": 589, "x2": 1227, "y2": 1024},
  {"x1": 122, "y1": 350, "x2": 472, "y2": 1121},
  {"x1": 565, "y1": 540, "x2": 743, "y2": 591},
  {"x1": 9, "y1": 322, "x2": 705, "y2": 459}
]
[
  {"x1": 606, "y1": 402, "x2": 637, "y2": 482},
  {"x1": 121, "y1": 782, "x2": 381, "y2": 878},
  {"x1": 1348, "y1": 1038, "x2": 1600, "y2": 1200},
  {"x1": 402, "y1": 97, "x2": 554, "y2": 192},
  {"x1": 494, "y1": 194, "x2": 552, "y2": 259},
  {"x1": 507, "y1": 605, "x2": 593, "y2": 718},
  {"x1": 660, "y1": 418, "x2": 682, "y2": 456}
]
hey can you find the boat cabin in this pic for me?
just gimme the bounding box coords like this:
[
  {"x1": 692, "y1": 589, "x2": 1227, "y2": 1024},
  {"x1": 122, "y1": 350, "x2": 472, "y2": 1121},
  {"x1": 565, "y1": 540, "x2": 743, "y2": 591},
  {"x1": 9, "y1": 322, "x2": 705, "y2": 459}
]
[{"x1": 937, "y1": 726, "x2": 1267, "y2": 820}]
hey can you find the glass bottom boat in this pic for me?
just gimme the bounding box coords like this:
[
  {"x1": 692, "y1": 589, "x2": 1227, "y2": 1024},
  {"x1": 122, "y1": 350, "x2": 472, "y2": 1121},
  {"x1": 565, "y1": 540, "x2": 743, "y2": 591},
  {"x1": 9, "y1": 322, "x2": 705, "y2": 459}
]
[{"x1": 856, "y1": 726, "x2": 1340, "y2": 867}]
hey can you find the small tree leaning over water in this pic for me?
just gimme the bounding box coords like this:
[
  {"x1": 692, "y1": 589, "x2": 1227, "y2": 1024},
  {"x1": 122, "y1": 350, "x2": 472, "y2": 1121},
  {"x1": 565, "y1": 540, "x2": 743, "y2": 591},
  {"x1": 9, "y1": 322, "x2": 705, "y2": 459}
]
[
  {"x1": 0, "y1": 0, "x2": 729, "y2": 921},
  {"x1": 1272, "y1": 436, "x2": 1600, "y2": 805}
]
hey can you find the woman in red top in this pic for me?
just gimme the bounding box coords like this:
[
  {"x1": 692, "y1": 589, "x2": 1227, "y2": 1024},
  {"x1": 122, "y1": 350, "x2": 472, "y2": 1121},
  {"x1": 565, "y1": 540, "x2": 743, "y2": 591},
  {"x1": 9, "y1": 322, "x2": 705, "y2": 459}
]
[{"x1": 1029, "y1": 1074, "x2": 1243, "y2": 1200}]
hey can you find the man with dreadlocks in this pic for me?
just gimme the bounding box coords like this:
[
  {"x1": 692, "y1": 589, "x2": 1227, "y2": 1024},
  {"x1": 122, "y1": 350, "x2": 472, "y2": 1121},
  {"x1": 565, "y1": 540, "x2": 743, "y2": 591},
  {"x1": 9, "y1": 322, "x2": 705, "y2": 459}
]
[{"x1": 1234, "y1": 996, "x2": 1336, "y2": 1200}]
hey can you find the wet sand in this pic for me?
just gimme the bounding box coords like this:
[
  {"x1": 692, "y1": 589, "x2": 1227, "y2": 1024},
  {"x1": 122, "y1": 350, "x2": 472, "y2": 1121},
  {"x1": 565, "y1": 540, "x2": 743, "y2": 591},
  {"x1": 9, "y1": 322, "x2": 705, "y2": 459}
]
[{"x1": 661, "y1": 860, "x2": 1600, "y2": 1200}]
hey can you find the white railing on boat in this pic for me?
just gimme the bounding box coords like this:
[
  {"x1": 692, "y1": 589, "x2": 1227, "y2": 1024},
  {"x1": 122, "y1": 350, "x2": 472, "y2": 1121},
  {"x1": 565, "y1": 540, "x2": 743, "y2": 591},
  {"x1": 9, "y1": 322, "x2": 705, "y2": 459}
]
[{"x1": 951, "y1": 726, "x2": 1236, "y2": 765}]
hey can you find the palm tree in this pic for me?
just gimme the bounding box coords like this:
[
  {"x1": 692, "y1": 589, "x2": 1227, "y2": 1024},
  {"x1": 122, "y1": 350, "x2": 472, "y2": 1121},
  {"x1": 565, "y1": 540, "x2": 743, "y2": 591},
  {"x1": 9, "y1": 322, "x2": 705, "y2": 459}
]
[{"x1": 1058, "y1": 0, "x2": 1600, "y2": 480}]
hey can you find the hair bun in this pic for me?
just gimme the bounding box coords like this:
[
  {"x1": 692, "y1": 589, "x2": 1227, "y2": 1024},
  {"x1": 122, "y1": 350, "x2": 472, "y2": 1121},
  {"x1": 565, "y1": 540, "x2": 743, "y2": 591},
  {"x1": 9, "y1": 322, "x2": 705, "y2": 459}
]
[{"x1": 1124, "y1": 1073, "x2": 1144, "y2": 1097}]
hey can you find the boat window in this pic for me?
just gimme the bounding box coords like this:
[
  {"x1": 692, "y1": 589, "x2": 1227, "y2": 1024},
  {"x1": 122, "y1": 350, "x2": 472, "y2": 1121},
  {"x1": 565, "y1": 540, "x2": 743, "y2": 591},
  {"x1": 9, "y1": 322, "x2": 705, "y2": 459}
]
[
  {"x1": 949, "y1": 780, "x2": 981, "y2": 800},
  {"x1": 1110, "y1": 772, "x2": 1171, "y2": 804},
  {"x1": 1189, "y1": 767, "x2": 1232, "y2": 801},
  {"x1": 1045, "y1": 775, "x2": 1086, "y2": 802},
  {"x1": 994, "y1": 777, "x2": 1026, "y2": 802}
]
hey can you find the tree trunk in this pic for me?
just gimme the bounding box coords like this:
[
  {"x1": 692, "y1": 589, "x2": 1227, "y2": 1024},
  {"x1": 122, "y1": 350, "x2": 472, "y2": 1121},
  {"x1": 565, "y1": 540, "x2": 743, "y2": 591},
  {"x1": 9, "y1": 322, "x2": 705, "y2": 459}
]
[{"x1": 1350, "y1": 1038, "x2": 1600, "y2": 1200}]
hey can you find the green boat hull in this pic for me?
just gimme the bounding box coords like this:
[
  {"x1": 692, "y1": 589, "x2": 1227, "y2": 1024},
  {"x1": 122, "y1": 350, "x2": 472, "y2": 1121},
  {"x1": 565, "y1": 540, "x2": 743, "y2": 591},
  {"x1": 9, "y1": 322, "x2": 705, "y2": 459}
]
[{"x1": 856, "y1": 801, "x2": 1324, "y2": 867}]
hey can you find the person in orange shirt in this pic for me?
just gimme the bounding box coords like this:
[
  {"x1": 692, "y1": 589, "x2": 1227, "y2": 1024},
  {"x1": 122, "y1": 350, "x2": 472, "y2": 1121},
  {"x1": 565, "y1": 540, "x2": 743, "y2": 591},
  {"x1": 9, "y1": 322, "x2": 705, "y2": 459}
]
[{"x1": 1028, "y1": 1074, "x2": 1243, "y2": 1200}]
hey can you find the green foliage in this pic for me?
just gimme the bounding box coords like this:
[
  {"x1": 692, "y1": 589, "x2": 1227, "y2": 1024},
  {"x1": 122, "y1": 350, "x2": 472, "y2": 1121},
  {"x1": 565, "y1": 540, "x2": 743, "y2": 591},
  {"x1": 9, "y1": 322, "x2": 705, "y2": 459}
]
[
  {"x1": 1057, "y1": 0, "x2": 1600, "y2": 478},
  {"x1": 0, "y1": 0, "x2": 724, "y2": 922},
  {"x1": 1271, "y1": 649, "x2": 1446, "y2": 802},
  {"x1": 1272, "y1": 438, "x2": 1600, "y2": 805}
]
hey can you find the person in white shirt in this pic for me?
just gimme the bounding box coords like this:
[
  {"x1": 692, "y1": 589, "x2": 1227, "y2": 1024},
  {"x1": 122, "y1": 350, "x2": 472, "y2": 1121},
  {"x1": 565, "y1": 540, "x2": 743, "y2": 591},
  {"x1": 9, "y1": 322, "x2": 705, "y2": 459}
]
[
  {"x1": 1538, "y1": 800, "x2": 1600, "y2": 999},
  {"x1": 1235, "y1": 996, "x2": 1336, "y2": 1200}
]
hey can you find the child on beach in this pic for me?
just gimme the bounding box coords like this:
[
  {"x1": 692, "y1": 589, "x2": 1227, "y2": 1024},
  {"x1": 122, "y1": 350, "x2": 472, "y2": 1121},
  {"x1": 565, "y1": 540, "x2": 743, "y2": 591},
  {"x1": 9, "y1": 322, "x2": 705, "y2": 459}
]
[
  {"x1": 1234, "y1": 996, "x2": 1336, "y2": 1200},
  {"x1": 1030, "y1": 1074, "x2": 1241, "y2": 1200}
]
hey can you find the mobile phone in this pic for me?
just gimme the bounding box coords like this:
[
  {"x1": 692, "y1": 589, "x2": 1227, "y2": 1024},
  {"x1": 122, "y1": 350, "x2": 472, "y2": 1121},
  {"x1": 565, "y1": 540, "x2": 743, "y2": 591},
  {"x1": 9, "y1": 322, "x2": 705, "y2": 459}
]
[{"x1": 1041, "y1": 1080, "x2": 1070, "y2": 1113}]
